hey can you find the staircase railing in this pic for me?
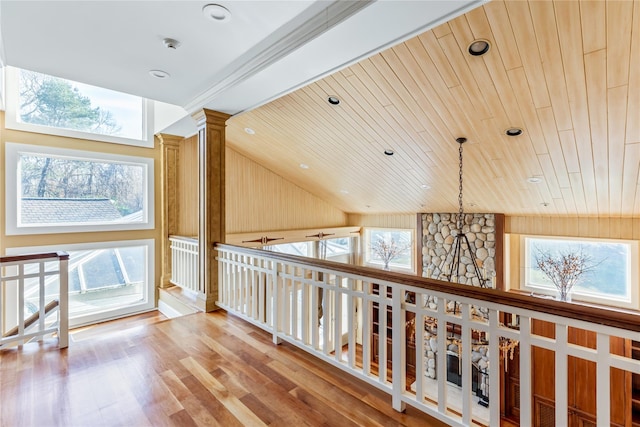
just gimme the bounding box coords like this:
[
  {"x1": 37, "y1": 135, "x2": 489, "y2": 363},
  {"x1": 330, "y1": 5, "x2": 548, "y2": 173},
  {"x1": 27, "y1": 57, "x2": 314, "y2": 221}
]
[
  {"x1": 169, "y1": 235, "x2": 200, "y2": 296},
  {"x1": 216, "y1": 243, "x2": 640, "y2": 427},
  {"x1": 0, "y1": 251, "x2": 69, "y2": 349}
]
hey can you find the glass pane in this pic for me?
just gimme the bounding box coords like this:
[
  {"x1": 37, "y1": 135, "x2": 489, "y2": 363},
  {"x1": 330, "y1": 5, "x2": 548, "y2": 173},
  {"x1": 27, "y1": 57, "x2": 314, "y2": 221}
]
[
  {"x1": 324, "y1": 237, "x2": 350, "y2": 257},
  {"x1": 368, "y1": 229, "x2": 412, "y2": 268},
  {"x1": 526, "y1": 237, "x2": 630, "y2": 300},
  {"x1": 18, "y1": 69, "x2": 144, "y2": 140},
  {"x1": 67, "y1": 245, "x2": 148, "y2": 317},
  {"x1": 268, "y1": 242, "x2": 311, "y2": 257},
  {"x1": 80, "y1": 250, "x2": 123, "y2": 290},
  {"x1": 19, "y1": 153, "x2": 146, "y2": 226},
  {"x1": 117, "y1": 246, "x2": 146, "y2": 283}
]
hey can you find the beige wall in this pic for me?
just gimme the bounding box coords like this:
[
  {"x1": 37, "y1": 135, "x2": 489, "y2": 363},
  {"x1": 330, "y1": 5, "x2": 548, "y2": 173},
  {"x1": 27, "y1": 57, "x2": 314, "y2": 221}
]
[
  {"x1": 0, "y1": 111, "x2": 162, "y2": 290},
  {"x1": 506, "y1": 215, "x2": 640, "y2": 240},
  {"x1": 347, "y1": 213, "x2": 417, "y2": 230},
  {"x1": 225, "y1": 147, "x2": 348, "y2": 234},
  {"x1": 173, "y1": 140, "x2": 348, "y2": 236}
]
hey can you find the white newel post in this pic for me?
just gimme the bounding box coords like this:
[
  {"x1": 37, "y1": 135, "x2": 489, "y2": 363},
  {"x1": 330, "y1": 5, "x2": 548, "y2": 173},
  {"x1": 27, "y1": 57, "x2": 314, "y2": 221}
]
[
  {"x1": 391, "y1": 285, "x2": 406, "y2": 412},
  {"x1": 58, "y1": 256, "x2": 69, "y2": 348}
]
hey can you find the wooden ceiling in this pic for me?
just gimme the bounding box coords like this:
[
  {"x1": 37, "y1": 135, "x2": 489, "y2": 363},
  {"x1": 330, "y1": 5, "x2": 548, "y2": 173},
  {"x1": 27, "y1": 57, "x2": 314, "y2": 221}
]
[{"x1": 226, "y1": 0, "x2": 640, "y2": 217}]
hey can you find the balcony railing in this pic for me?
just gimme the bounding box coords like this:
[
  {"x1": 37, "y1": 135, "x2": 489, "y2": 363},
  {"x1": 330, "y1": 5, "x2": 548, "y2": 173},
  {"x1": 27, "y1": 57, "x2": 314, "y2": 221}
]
[
  {"x1": 0, "y1": 251, "x2": 69, "y2": 349},
  {"x1": 169, "y1": 235, "x2": 200, "y2": 295},
  {"x1": 216, "y1": 243, "x2": 640, "y2": 427}
]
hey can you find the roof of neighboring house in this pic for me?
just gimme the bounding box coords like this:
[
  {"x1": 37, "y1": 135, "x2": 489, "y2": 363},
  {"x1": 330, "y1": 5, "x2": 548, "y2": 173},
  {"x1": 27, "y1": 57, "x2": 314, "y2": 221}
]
[{"x1": 21, "y1": 198, "x2": 122, "y2": 224}]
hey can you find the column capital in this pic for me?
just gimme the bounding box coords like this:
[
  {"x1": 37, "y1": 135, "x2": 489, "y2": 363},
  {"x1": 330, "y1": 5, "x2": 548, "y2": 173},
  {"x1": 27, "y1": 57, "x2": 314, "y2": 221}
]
[
  {"x1": 191, "y1": 109, "x2": 232, "y2": 128},
  {"x1": 157, "y1": 133, "x2": 182, "y2": 147}
]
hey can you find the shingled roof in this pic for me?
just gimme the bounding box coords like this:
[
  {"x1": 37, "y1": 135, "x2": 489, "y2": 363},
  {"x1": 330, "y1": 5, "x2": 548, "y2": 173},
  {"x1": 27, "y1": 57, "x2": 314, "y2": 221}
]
[{"x1": 21, "y1": 198, "x2": 123, "y2": 224}]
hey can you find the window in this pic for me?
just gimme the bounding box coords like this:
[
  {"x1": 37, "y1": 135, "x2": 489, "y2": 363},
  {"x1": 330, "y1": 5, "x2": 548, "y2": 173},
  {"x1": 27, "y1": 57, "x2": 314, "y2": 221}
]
[
  {"x1": 522, "y1": 236, "x2": 638, "y2": 308},
  {"x1": 364, "y1": 228, "x2": 414, "y2": 272},
  {"x1": 7, "y1": 239, "x2": 155, "y2": 328},
  {"x1": 6, "y1": 142, "x2": 154, "y2": 235},
  {"x1": 5, "y1": 66, "x2": 153, "y2": 147},
  {"x1": 266, "y1": 241, "x2": 312, "y2": 257},
  {"x1": 321, "y1": 237, "x2": 353, "y2": 262}
]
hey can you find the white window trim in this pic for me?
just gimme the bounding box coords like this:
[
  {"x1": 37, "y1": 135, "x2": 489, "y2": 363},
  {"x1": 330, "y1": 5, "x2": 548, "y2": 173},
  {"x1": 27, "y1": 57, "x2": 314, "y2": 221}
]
[
  {"x1": 519, "y1": 235, "x2": 639, "y2": 310},
  {"x1": 4, "y1": 66, "x2": 154, "y2": 148},
  {"x1": 5, "y1": 142, "x2": 154, "y2": 235},
  {"x1": 6, "y1": 239, "x2": 155, "y2": 328},
  {"x1": 363, "y1": 227, "x2": 416, "y2": 273}
]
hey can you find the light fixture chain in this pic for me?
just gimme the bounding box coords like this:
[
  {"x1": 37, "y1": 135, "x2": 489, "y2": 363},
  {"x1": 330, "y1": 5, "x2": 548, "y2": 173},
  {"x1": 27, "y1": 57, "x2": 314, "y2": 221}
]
[{"x1": 458, "y1": 142, "x2": 464, "y2": 230}]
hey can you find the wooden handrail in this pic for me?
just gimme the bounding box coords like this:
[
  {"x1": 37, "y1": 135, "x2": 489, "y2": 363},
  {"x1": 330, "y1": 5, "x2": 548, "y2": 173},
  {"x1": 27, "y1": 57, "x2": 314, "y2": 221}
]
[
  {"x1": 215, "y1": 243, "x2": 640, "y2": 333},
  {"x1": 3, "y1": 299, "x2": 60, "y2": 338},
  {"x1": 0, "y1": 251, "x2": 69, "y2": 264}
]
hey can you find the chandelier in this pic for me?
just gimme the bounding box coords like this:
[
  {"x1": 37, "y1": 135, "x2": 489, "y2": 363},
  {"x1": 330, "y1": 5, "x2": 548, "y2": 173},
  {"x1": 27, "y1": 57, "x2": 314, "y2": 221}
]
[{"x1": 439, "y1": 137, "x2": 489, "y2": 287}]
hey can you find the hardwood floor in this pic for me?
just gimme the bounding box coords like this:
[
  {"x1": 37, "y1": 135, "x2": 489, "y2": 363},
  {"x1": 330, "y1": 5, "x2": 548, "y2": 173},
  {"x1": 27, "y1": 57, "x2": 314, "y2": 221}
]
[{"x1": 0, "y1": 310, "x2": 447, "y2": 427}]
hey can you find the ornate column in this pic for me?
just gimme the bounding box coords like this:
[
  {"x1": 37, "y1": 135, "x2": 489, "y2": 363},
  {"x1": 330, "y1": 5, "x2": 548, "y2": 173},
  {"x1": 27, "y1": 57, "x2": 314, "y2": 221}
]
[
  {"x1": 192, "y1": 109, "x2": 231, "y2": 311},
  {"x1": 158, "y1": 133, "x2": 181, "y2": 289}
]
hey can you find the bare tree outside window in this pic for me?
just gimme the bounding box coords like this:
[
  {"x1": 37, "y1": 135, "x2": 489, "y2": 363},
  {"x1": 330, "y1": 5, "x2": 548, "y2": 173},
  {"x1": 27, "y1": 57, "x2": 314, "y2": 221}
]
[{"x1": 20, "y1": 154, "x2": 144, "y2": 217}]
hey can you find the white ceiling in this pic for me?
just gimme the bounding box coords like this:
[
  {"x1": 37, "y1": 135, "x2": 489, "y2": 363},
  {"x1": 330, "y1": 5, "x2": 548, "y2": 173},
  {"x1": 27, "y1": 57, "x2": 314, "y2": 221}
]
[{"x1": 0, "y1": 0, "x2": 483, "y2": 135}]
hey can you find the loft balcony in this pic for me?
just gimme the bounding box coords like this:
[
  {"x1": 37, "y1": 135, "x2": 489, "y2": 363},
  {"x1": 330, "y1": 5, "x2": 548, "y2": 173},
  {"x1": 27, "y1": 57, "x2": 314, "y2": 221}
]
[{"x1": 1, "y1": 243, "x2": 639, "y2": 426}]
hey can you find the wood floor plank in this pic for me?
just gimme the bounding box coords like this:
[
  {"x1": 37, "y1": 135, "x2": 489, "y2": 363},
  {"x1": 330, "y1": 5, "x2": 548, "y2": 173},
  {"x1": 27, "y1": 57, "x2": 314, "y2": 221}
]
[
  {"x1": 0, "y1": 310, "x2": 447, "y2": 427},
  {"x1": 181, "y1": 356, "x2": 267, "y2": 427}
]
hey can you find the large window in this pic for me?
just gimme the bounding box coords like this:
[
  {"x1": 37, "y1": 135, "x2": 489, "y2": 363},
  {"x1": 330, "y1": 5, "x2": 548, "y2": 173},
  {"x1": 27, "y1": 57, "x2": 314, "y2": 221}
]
[
  {"x1": 364, "y1": 228, "x2": 414, "y2": 272},
  {"x1": 7, "y1": 240, "x2": 155, "y2": 328},
  {"x1": 5, "y1": 66, "x2": 153, "y2": 147},
  {"x1": 6, "y1": 143, "x2": 154, "y2": 235},
  {"x1": 522, "y1": 236, "x2": 638, "y2": 308}
]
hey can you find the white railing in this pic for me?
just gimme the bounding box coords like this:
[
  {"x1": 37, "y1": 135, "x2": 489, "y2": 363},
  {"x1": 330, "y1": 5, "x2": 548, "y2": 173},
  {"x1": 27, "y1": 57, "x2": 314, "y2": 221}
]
[
  {"x1": 216, "y1": 243, "x2": 640, "y2": 427},
  {"x1": 0, "y1": 252, "x2": 69, "y2": 349},
  {"x1": 169, "y1": 236, "x2": 200, "y2": 295}
]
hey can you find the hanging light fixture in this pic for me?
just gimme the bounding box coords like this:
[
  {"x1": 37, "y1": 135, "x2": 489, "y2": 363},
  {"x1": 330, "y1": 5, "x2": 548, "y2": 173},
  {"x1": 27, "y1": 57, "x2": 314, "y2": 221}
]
[{"x1": 439, "y1": 137, "x2": 489, "y2": 287}]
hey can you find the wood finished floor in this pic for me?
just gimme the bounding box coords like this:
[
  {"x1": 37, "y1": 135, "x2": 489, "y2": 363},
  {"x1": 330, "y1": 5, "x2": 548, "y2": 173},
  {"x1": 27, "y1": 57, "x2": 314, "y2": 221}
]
[{"x1": 0, "y1": 310, "x2": 447, "y2": 427}]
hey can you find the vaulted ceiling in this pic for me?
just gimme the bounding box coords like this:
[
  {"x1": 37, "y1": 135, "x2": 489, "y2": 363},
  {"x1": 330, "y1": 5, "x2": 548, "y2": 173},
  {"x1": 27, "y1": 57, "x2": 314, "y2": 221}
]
[
  {"x1": 226, "y1": 0, "x2": 640, "y2": 216},
  {"x1": 1, "y1": 0, "x2": 639, "y2": 217}
]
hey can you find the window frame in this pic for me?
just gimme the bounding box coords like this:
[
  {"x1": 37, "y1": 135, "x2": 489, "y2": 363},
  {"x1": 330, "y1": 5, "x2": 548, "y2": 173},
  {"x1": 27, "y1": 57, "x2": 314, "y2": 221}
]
[
  {"x1": 6, "y1": 239, "x2": 155, "y2": 328},
  {"x1": 363, "y1": 227, "x2": 415, "y2": 273},
  {"x1": 4, "y1": 66, "x2": 154, "y2": 148},
  {"x1": 520, "y1": 235, "x2": 639, "y2": 310},
  {"x1": 5, "y1": 142, "x2": 154, "y2": 235}
]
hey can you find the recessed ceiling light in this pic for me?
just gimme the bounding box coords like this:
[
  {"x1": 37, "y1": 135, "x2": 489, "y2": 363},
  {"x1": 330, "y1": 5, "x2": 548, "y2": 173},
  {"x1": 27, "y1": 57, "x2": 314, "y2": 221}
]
[
  {"x1": 527, "y1": 176, "x2": 542, "y2": 184},
  {"x1": 299, "y1": 163, "x2": 309, "y2": 169},
  {"x1": 541, "y1": 202, "x2": 549, "y2": 207},
  {"x1": 149, "y1": 69, "x2": 170, "y2": 79},
  {"x1": 506, "y1": 128, "x2": 523, "y2": 136},
  {"x1": 384, "y1": 149, "x2": 394, "y2": 156},
  {"x1": 162, "y1": 38, "x2": 181, "y2": 50},
  {"x1": 327, "y1": 96, "x2": 340, "y2": 105},
  {"x1": 366, "y1": 205, "x2": 371, "y2": 208},
  {"x1": 468, "y1": 39, "x2": 490, "y2": 56},
  {"x1": 421, "y1": 184, "x2": 430, "y2": 189},
  {"x1": 203, "y1": 4, "x2": 231, "y2": 22},
  {"x1": 244, "y1": 127, "x2": 255, "y2": 135},
  {"x1": 340, "y1": 189, "x2": 349, "y2": 194}
]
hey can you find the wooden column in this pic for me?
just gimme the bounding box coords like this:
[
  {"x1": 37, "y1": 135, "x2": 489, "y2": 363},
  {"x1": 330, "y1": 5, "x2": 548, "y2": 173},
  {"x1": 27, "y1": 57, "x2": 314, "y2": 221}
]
[
  {"x1": 158, "y1": 133, "x2": 181, "y2": 289},
  {"x1": 192, "y1": 109, "x2": 231, "y2": 312}
]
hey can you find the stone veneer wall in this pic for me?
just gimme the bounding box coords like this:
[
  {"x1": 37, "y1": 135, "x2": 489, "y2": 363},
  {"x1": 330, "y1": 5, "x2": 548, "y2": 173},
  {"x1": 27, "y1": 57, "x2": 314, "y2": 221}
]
[
  {"x1": 421, "y1": 213, "x2": 497, "y2": 286},
  {"x1": 418, "y1": 212, "x2": 503, "y2": 384}
]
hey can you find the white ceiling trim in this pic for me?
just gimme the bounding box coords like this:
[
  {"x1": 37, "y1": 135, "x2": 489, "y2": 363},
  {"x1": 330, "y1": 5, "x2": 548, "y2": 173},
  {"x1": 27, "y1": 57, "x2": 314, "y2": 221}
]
[{"x1": 183, "y1": 0, "x2": 374, "y2": 114}]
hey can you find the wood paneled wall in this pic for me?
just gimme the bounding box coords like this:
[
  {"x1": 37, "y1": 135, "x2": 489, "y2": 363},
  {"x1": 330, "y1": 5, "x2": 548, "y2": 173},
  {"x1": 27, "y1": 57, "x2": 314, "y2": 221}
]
[
  {"x1": 176, "y1": 135, "x2": 199, "y2": 236},
  {"x1": 347, "y1": 214, "x2": 417, "y2": 230},
  {"x1": 174, "y1": 140, "x2": 347, "y2": 236},
  {"x1": 225, "y1": 148, "x2": 347, "y2": 234},
  {"x1": 506, "y1": 215, "x2": 640, "y2": 240}
]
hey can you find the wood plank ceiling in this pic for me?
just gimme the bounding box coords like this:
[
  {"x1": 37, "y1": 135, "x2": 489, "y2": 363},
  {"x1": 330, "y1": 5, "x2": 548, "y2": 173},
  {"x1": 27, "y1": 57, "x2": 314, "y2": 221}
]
[{"x1": 225, "y1": 0, "x2": 640, "y2": 217}]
